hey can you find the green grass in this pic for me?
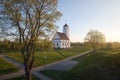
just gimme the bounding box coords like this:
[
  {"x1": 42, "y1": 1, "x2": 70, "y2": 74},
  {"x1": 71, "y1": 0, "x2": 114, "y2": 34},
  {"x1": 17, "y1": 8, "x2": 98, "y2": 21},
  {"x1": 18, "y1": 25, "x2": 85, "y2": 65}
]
[
  {"x1": 4, "y1": 51, "x2": 65, "y2": 67},
  {"x1": 0, "y1": 58, "x2": 19, "y2": 75},
  {"x1": 57, "y1": 45, "x2": 90, "y2": 57},
  {"x1": 72, "y1": 51, "x2": 109, "y2": 71},
  {"x1": 4, "y1": 45, "x2": 90, "y2": 67},
  {"x1": 1, "y1": 44, "x2": 90, "y2": 76},
  {"x1": 34, "y1": 51, "x2": 65, "y2": 66},
  {"x1": 7, "y1": 75, "x2": 41, "y2": 80},
  {"x1": 40, "y1": 70, "x2": 65, "y2": 80},
  {"x1": 68, "y1": 51, "x2": 120, "y2": 80},
  {"x1": 40, "y1": 48, "x2": 120, "y2": 80}
]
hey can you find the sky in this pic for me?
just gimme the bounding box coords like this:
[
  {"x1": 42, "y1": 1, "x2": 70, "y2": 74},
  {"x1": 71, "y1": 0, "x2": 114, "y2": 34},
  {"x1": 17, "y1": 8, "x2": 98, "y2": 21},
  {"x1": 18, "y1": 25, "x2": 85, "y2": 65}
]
[{"x1": 57, "y1": 0, "x2": 120, "y2": 42}]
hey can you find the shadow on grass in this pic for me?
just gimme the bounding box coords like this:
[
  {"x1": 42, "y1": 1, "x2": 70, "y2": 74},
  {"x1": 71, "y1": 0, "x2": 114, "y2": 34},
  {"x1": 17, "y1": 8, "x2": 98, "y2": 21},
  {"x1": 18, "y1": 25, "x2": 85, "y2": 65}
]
[
  {"x1": 0, "y1": 68, "x2": 19, "y2": 75},
  {"x1": 40, "y1": 50, "x2": 120, "y2": 80},
  {"x1": 56, "y1": 50, "x2": 68, "y2": 58},
  {"x1": 40, "y1": 70, "x2": 66, "y2": 80},
  {"x1": 7, "y1": 75, "x2": 41, "y2": 80},
  {"x1": 65, "y1": 51, "x2": 120, "y2": 80}
]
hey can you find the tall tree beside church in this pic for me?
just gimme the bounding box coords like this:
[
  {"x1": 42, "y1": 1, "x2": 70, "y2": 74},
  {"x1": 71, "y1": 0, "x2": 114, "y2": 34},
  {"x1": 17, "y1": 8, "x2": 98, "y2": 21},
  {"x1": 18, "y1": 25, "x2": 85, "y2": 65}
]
[
  {"x1": 84, "y1": 30, "x2": 106, "y2": 51},
  {"x1": 0, "y1": 0, "x2": 62, "y2": 80}
]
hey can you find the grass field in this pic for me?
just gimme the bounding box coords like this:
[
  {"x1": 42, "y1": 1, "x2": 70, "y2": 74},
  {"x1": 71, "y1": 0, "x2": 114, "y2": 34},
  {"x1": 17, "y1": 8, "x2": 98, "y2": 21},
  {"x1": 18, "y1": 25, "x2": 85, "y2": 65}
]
[
  {"x1": 0, "y1": 58, "x2": 19, "y2": 75},
  {"x1": 40, "y1": 48, "x2": 120, "y2": 80},
  {"x1": 0, "y1": 44, "x2": 90, "y2": 76},
  {"x1": 40, "y1": 70, "x2": 65, "y2": 80},
  {"x1": 56, "y1": 45, "x2": 90, "y2": 58},
  {"x1": 4, "y1": 51, "x2": 65, "y2": 67},
  {"x1": 7, "y1": 75, "x2": 41, "y2": 80},
  {"x1": 4, "y1": 44, "x2": 89, "y2": 67}
]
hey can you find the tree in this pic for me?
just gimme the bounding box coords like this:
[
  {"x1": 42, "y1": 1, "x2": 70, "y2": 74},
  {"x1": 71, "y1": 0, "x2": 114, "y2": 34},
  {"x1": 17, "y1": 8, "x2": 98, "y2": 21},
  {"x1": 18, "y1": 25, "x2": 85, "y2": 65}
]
[
  {"x1": 0, "y1": 0, "x2": 62, "y2": 80},
  {"x1": 39, "y1": 39, "x2": 53, "y2": 52},
  {"x1": 84, "y1": 30, "x2": 106, "y2": 51}
]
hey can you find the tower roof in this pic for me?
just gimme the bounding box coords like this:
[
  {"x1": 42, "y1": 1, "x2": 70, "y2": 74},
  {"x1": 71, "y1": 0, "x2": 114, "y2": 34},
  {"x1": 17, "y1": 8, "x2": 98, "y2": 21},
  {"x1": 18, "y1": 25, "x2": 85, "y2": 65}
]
[{"x1": 64, "y1": 24, "x2": 69, "y2": 27}]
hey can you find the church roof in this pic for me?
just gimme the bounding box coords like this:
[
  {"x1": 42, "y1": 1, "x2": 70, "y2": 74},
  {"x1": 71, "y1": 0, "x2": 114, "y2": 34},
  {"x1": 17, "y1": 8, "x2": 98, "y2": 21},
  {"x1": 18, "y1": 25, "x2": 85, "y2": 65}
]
[{"x1": 57, "y1": 32, "x2": 69, "y2": 40}]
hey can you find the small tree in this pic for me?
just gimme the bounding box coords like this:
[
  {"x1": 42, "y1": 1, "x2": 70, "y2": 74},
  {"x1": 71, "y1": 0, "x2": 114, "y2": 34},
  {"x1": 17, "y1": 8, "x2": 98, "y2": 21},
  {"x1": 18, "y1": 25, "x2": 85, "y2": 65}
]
[
  {"x1": 0, "y1": 0, "x2": 62, "y2": 80},
  {"x1": 84, "y1": 30, "x2": 106, "y2": 51}
]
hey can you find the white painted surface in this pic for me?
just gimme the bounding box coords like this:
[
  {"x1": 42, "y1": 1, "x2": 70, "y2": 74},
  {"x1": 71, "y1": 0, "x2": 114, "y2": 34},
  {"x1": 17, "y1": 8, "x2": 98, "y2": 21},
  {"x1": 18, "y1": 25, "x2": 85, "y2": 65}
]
[{"x1": 52, "y1": 24, "x2": 70, "y2": 48}]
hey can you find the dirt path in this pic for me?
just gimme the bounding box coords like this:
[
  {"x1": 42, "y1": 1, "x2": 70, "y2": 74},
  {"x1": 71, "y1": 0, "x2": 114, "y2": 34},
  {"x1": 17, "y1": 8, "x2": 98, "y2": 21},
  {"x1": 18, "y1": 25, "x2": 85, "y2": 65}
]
[
  {"x1": 0, "y1": 54, "x2": 51, "y2": 80},
  {"x1": 0, "y1": 50, "x2": 92, "y2": 80}
]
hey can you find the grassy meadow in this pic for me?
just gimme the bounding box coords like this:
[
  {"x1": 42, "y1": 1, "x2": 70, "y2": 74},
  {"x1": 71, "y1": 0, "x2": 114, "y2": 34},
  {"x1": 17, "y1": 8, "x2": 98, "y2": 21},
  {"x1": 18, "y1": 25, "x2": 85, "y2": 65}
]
[
  {"x1": 1, "y1": 42, "x2": 120, "y2": 80},
  {"x1": 0, "y1": 42, "x2": 90, "y2": 80},
  {"x1": 0, "y1": 58, "x2": 19, "y2": 75},
  {"x1": 4, "y1": 51, "x2": 65, "y2": 67},
  {"x1": 3, "y1": 43, "x2": 89, "y2": 67},
  {"x1": 40, "y1": 47, "x2": 120, "y2": 80},
  {"x1": 7, "y1": 75, "x2": 41, "y2": 80}
]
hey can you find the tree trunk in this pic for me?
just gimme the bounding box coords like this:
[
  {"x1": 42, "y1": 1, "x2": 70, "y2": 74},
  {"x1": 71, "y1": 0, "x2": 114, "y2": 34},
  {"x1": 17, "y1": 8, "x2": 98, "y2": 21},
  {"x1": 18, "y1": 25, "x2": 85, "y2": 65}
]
[
  {"x1": 24, "y1": 53, "x2": 34, "y2": 80},
  {"x1": 22, "y1": 42, "x2": 35, "y2": 80},
  {"x1": 25, "y1": 67, "x2": 32, "y2": 80}
]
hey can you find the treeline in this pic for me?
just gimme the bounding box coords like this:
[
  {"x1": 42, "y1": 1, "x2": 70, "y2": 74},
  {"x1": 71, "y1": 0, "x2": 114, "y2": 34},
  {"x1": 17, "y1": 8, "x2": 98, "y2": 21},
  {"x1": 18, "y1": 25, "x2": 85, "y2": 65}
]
[
  {"x1": 71, "y1": 42, "x2": 120, "y2": 51},
  {"x1": 105, "y1": 42, "x2": 120, "y2": 49},
  {"x1": 36, "y1": 39, "x2": 53, "y2": 52},
  {"x1": 0, "y1": 39, "x2": 19, "y2": 51},
  {"x1": 0, "y1": 39, "x2": 53, "y2": 52}
]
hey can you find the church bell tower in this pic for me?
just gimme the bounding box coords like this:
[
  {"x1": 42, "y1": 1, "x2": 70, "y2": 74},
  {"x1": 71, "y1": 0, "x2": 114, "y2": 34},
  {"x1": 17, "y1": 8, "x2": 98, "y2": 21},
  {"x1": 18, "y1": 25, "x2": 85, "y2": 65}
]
[{"x1": 63, "y1": 24, "x2": 69, "y2": 38}]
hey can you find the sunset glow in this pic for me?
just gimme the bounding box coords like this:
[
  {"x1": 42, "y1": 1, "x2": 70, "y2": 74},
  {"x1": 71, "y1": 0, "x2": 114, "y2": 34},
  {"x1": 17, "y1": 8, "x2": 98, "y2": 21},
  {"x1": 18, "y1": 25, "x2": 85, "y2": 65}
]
[{"x1": 57, "y1": 0, "x2": 120, "y2": 42}]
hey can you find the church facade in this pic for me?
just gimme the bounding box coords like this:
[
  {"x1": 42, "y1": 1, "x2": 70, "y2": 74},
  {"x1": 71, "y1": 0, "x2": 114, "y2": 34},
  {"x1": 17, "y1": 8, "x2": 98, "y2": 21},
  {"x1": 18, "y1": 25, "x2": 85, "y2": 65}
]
[{"x1": 52, "y1": 24, "x2": 70, "y2": 48}]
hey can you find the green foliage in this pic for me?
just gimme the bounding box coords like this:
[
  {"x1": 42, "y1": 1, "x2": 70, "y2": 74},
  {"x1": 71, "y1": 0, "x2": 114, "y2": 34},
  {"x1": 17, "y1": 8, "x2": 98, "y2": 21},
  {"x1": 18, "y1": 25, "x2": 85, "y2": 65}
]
[
  {"x1": 0, "y1": 40, "x2": 19, "y2": 52},
  {"x1": 84, "y1": 29, "x2": 106, "y2": 51},
  {"x1": 1, "y1": 0, "x2": 62, "y2": 79},
  {"x1": 36, "y1": 39, "x2": 54, "y2": 52},
  {"x1": 0, "y1": 58, "x2": 19, "y2": 75},
  {"x1": 105, "y1": 42, "x2": 120, "y2": 50}
]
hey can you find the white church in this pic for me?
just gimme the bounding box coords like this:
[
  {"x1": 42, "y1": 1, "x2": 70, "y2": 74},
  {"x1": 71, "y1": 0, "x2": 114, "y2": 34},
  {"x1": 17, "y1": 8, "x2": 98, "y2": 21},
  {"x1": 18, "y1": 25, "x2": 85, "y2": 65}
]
[{"x1": 52, "y1": 24, "x2": 71, "y2": 48}]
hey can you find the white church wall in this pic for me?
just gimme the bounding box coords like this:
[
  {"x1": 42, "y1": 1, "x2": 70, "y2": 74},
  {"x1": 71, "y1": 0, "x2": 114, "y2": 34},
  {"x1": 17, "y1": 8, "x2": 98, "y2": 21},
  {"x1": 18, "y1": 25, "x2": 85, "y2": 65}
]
[
  {"x1": 61, "y1": 40, "x2": 65, "y2": 48},
  {"x1": 67, "y1": 40, "x2": 70, "y2": 48},
  {"x1": 60, "y1": 40, "x2": 63, "y2": 48},
  {"x1": 53, "y1": 40, "x2": 60, "y2": 48},
  {"x1": 52, "y1": 33, "x2": 61, "y2": 48},
  {"x1": 60, "y1": 40, "x2": 70, "y2": 48},
  {"x1": 52, "y1": 39, "x2": 71, "y2": 48}
]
